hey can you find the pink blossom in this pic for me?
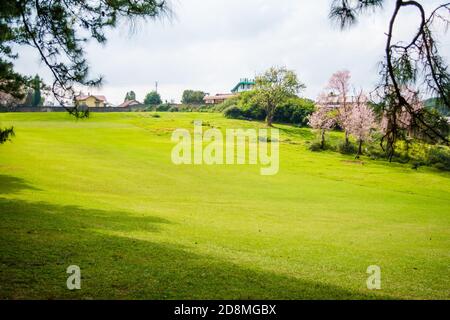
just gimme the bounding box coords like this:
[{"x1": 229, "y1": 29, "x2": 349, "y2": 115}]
[
  {"x1": 380, "y1": 88, "x2": 424, "y2": 134},
  {"x1": 327, "y1": 70, "x2": 351, "y2": 100},
  {"x1": 308, "y1": 106, "x2": 336, "y2": 131},
  {"x1": 308, "y1": 100, "x2": 336, "y2": 149},
  {"x1": 346, "y1": 93, "x2": 376, "y2": 143},
  {"x1": 326, "y1": 70, "x2": 353, "y2": 142}
]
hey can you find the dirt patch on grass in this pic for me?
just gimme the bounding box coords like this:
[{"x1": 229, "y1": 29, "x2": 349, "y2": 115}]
[{"x1": 342, "y1": 160, "x2": 365, "y2": 165}]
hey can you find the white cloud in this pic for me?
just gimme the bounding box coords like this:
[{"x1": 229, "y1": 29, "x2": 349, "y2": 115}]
[{"x1": 13, "y1": 0, "x2": 450, "y2": 105}]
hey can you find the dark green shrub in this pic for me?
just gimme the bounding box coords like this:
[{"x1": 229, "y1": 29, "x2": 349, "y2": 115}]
[
  {"x1": 0, "y1": 127, "x2": 14, "y2": 143},
  {"x1": 230, "y1": 91, "x2": 265, "y2": 120},
  {"x1": 290, "y1": 108, "x2": 312, "y2": 126},
  {"x1": 309, "y1": 141, "x2": 335, "y2": 152},
  {"x1": 169, "y1": 106, "x2": 178, "y2": 112},
  {"x1": 433, "y1": 162, "x2": 449, "y2": 171},
  {"x1": 391, "y1": 155, "x2": 410, "y2": 164},
  {"x1": 338, "y1": 142, "x2": 358, "y2": 155},
  {"x1": 177, "y1": 105, "x2": 192, "y2": 112},
  {"x1": 156, "y1": 103, "x2": 171, "y2": 112},
  {"x1": 411, "y1": 161, "x2": 425, "y2": 170},
  {"x1": 214, "y1": 97, "x2": 239, "y2": 112},
  {"x1": 223, "y1": 106, "x2": 245, "y2": 119},
  {"x1": 309, "y1": 141, "x2": 323, "y2": 152},
  {"x1": 274, "y1": 97, "x2": 315, "y2": 125},
  {"x1": 242, "y1": 103, "x2": 266, "y2": 120},
  {"x1": 366, "y1": 144, "x2": 385, "y2": 160},
  {"x1": 197, "y1": 105, "x2": 215, "y2": 112},
  {"x1": 218, "y1": 91, "x2": 315, "y2": 125},
  {"x1": 427, "y1": 146, "x2": 450, "y2": 171}
]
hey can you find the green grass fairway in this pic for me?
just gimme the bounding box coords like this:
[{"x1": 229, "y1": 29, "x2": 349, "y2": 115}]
[{"x1": 0, "y1": 112, "x2": 449, "y2": 299}]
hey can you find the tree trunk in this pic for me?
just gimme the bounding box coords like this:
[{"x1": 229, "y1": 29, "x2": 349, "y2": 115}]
[
  {"x1": 344, "y1": 131, "x2": 349, "y2": 146},
  {"x1": 321, "y1": 130, "x2": 325, "y2": 149},
  {"x1": 266, "y1": 113, "x2": 273, "y2": 127},
  {"x1": 356, "y1": 139, "x2": 363, "y2": 158},
  {"x1": 405, "y1": 135, "x2": 411, "y2": 157},
  {"x1": 266, "y1": 102, "x2": 275, "y2": 127}
]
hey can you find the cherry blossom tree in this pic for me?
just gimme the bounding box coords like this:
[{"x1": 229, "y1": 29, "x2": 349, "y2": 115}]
[
  {"x1": 330, "y1": 0, "x2": 450, "y2": 157},
  {"x1": 346, "y1": 93, "x2": 377, "y2": 158},
  {"x1": 379, "y1": 88, "x2": 425, "y2": 155},
  {"x1": 327, "y1": 70, "x2": 352, "y2": 145},
  {"x1": 308, "y1": 94, "x2": 336, "y2": 149}
]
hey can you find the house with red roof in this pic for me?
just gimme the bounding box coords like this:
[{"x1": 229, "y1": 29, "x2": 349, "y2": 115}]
[
  {"x1": 117, "y1": 99, "x2": 143, "y2": 108},
  {"x1": 203, "y1": 93, "x2": 236, "y2": 105}
]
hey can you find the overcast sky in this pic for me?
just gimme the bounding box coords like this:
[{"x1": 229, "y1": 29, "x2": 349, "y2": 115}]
[{"x1": 14, "y1": 0, "x2": 450, "y2": 105}]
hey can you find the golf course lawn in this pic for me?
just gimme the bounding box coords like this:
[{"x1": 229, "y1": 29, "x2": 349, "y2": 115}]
[{"x1": 0, "y1": 112, "x2": 449, "y2": 300}]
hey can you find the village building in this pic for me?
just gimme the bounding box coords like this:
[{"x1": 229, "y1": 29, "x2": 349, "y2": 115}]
[
  {"x1": 203, "y1": 93, "x2": 236, "y2": 105},
  {"x1": 74, "y1": 94, "x2": 107, "y2": 108},
  {"x1": 231, "y1": 78, "x2": 255, "y2": 93},
  {"x1": 203, "y1": 78, "x2": 254, "y2": 104},
  {"x1": 117, "y1": 99, "x2": 143, "y2": 108},
  {"x1": 316, "y1": 92, "x2": 358, "y2": 108}
]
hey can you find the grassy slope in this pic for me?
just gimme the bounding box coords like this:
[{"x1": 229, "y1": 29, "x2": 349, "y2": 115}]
[{"x1": 0, "y1": 112, "x2": 449, "y2": 300}]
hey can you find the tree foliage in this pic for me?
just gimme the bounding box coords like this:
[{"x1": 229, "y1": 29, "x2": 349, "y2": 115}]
[
  {"x1": 345, "y1": 92, "x2": 377, "y2": 157},
  {"x1": 327, "y1": 70, "x2": 353, "y2": 145},
  {"x1": 329, "y1": 0, "x2": 450, "y2": 160},
  {"x1": 0, "y1": 127, "x2": 14, "y2": 143},
  {"x1": 31, "y1": 74, "x2": 41, "y2": 107},
  {"x1": 274, "y1": 97, "x2": 315, "y2": 126},
  {"x1": 124, "y1": 91, "x2": 137, "y2": 102},
  {"x1": 221, "y1": 91, "x2": 314, "y2": 125},
  {"x1": 253, "y1": 67, "x2": 305, "y2": 126},
  {"x1": 308, "y1": 105, "x2": 336, "y2": 149},
  {"x1": 181, "y1": 90, "x2": 206, "y2": 104},
  {"x1": 0, "y1": 0, "x2": 168, "y2": 117},
  {"x1": 144, "y1": 91, "x2": 162, "y2": 105}
]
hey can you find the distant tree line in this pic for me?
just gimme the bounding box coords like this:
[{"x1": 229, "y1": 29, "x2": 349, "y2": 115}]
[{"x1": 0, "y1": 0, "x2": 169, "y2": 118}]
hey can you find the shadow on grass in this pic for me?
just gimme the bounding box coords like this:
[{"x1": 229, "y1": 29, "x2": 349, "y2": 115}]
[
  {"x1": 0, "y1": 174, "x2": 40, "y2": 194},
  {"x1": 0, "y1": 176, "x2": 394, "y2": 300},
  {"x1": 276, "y1": 126, "x2": 315, "y2": 141},
  {"x1": 0, "y1": 197, "x2": 394, "y2": 300}
]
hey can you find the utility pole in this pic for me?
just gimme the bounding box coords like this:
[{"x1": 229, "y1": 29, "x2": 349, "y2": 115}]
[{"x1": 155, "y1": 81, "x2": 158, "y2": 93}]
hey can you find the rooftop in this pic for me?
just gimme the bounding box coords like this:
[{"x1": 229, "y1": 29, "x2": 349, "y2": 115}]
[
  {"x1": 117, "y1": 100, "x2": 142, "y2": 108},
  {"x1": 231, "y1": 78, "x2": 255, "y2": 93},
  {"x1": 75, "y1": 94, "x2": 107, "y2": 102},
  {"x1": 204, "y1": 93, "x2": 236, "y2": 101}
]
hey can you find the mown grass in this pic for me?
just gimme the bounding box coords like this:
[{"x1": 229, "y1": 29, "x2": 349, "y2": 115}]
[{"x1": 0, "y1": 112, "x2": 449, "y2": 299}]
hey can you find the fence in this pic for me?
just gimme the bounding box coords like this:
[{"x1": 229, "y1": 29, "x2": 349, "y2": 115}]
[{"x1": 0, "y1": 106, "x2": 144, "y2": 113}]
